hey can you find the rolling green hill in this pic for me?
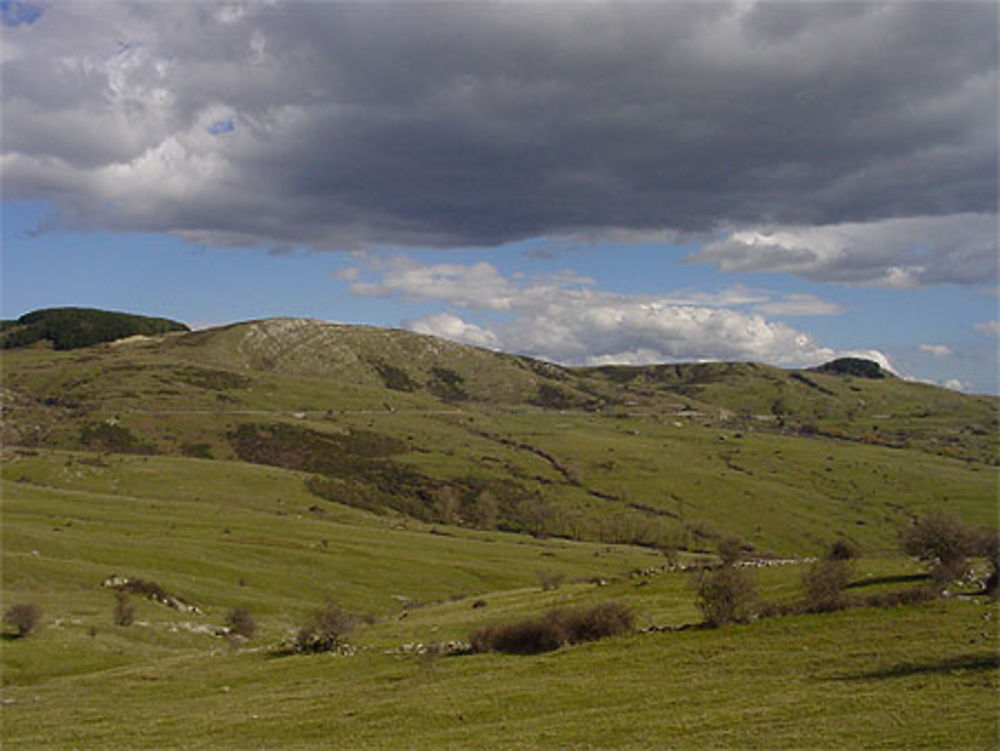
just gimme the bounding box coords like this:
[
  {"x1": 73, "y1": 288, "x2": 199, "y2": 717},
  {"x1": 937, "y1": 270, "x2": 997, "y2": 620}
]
[
  {"x1": 2, "y1": 313, "x2": 997, "y2": 749},
  {"x1": 3, "y1": 315, "x2": 997, "y2": 554}
]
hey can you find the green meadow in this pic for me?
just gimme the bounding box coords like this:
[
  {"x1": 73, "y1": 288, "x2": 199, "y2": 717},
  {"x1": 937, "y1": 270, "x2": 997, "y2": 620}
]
[{"x1": 2, "y1": 318, "x2": 997, "y2": 748}]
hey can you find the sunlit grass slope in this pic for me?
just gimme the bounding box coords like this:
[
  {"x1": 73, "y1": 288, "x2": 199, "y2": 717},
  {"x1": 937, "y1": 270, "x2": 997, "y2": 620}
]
[
  {"x1": 2, "y1": 452, "x2": 997, "y2": 750},
  {"x1": 2, "y1": 317, "x2": 997, "y2": 749}
]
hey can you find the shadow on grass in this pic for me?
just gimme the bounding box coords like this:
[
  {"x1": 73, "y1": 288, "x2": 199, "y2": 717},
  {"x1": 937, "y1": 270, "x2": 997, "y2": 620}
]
[
  {"x1": 834, "y1": 653, "x2": 999, "y2": 681},
  {"x1": 846, "y1": 573, "x2": 929, "y2": 589}
]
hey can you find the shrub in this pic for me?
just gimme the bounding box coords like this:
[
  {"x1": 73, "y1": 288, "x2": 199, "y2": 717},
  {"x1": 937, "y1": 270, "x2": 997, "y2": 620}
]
[
  {"x1": 224, "y1": 607, "x2": 256, "y2": 639},
  {"x1": 180, "y1": 442, "x2": 214, "y2": 459},
  {"x1": 295, "y1": 601, "x2": 355, "y2": 653},
  {"x1": 968, "y1": 527, "x2": 1000, "y2": 598},
  {"x1": 558, "y1": 601, "x2": 634, "y2": 644},
  {"x1": 902, "y1": 513, "x2": 977, "y2": 586},
  {"x1": 695, "y1": 566, "x2": 758, "y2": 626},
  {"x1": 470, "y1": 602, "x2": 634, "y2": 655},
  {"x1": 531, "y1": 384, "x2": 576, "y2": 410},
  {"x1": 3, "y1": 603, "x2": 42, "y2": 638},
  {"x1": 427, "y1": 367, "x2": 467, "y2": 401},
  {"x1": 801, "y1": 558, "x2": 854, "y2": 612},
  {"x1": 536, "y1": 569, "x2": 566, "y2": 592},
  {"x1": 80, "y1": 421, "x2": 156, "y2": 455},
  {"x1": 827, "y1": 539, "x2": 859, "y2": 561},
  {"x1": 113, "y1": 590, "x2": 135, "y2": 626},
  {"x1": 717, "y1": 536, "x2": 746, "y2": 567},
  {"x1": 371, "y1": 360, "x2": 418, "y2": 392},
  {"x1": 481, "y1": 617, "x2": 564, "y2": 655}
]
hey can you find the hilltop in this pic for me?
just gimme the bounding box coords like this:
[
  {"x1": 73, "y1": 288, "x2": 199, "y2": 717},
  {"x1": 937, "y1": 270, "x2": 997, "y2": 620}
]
[{"x1": 0, "y1": 307, "x2": 189, "y2": 350}]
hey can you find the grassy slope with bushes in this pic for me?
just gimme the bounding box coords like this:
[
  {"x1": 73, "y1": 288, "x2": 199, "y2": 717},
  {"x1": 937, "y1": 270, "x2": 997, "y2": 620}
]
[{"x1": 2, "y1": 315, "x2": 997, "y2": 748}]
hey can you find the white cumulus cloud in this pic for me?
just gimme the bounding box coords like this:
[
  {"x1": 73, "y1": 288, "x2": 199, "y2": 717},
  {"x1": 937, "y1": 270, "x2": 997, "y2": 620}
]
[
  {"x1": 406, "y1": 312, "x2": 501, "y2": 350},
  {"x1": 347, "y1": 257, "x2": 891, "y2": 370}
]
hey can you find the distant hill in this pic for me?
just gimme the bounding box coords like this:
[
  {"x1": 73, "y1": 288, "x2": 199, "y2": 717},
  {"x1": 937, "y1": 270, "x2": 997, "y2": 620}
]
[
  {"x1": 167, "y1": 317, "x2": 582, "y2": 405},
  {"x1": 1, "y1": 307, "x2": 189, "y2": 350},
  {"x1": 168, "y1": 317, "x2": 996, "y2": 423}
]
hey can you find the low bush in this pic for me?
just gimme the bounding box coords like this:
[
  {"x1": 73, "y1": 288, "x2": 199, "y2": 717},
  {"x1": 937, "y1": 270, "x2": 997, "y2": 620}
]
[
  {"x1": 717, "y1": 536, "x2": 746, "y2": 567},
  {"x1": 224, "y1": 607, "x2": 256, "y2": 639},
  {"x1": 113, "y1": 590, "x2": 135, "y2": 626},
  {"x1": 427, "y1": 367, "x2": 467, "y2": 401},
  {"x1": 828, "y1": 539, "x2": 859, "y2": 561},
  {"x1": 557, "y1": 601, "x2": 634, "y2": 644},
  {"x1": 477, "y1": 618, "x2": 565, "y2": 655},
  {"x1": 79, "y1": 421, "x2": 156, "y2": 454},
  {"x1": 531, "y1": 384, "x2": 576, "y2": 410},
  {"x1": 3, "y1": 603, "x2": 42, "y2": 638},
  {"x1": 295, "y1": 601, "x2": 355, "y2": 653},
  {"x1": 801, "y1": 558, "x2": 854, "y2": 612},
  {"x1": 695, "y1": 566, "x2": 758, "y2": 626},
  {"x1": 974, "y1": 528, "x2": 999, "y2": 599},
  {"x1": 536, "y1": 569, "x2": 566, "y2": 591},
  {"x1": 371, "y1": 360, "x2": 418, "y2": 392},
  {"x1": 902, "y1": 513, "x2": 977, "y2": 587},
  {"x1": 180, "y1": 442, "x2": 214, "y2": 459},
  {"x1": 470, "y1": 601, "x2": 634, "y2": 655}
]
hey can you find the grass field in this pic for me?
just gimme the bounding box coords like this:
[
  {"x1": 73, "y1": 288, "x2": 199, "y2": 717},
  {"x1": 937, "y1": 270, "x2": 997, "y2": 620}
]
[
  {"x1": 2, "y1": 322, "x2": 998, "y2": 748},
  {"x1": 3, "y1": 449, "x2": 998, "y2": 749}
]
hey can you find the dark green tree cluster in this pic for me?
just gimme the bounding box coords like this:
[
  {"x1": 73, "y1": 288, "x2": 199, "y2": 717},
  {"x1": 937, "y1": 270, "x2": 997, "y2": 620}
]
[
  {"x1": 1, "y1": 307, "x2": 188, "y2": 350},
  {"x1": 814, "y1": 357, "x2": 886, "y2": 379}
]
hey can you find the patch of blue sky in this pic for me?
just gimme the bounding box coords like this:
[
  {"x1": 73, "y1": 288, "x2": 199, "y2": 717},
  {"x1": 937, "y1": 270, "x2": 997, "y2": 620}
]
[
  {"x1": 1, "y1": 0, "x2": 42, "y2": 27},
  {"x1": 207, "y1": 119, "x2": 235, "y2": 136},
  {"x1": 3, "y1": 200, "x2": 413, "y2": 328}
]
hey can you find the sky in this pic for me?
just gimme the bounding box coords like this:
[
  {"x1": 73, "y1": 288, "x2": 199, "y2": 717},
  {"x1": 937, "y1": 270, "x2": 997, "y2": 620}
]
[{"x1": 2, "y1": 1, "x2": 998, "y2": 393}]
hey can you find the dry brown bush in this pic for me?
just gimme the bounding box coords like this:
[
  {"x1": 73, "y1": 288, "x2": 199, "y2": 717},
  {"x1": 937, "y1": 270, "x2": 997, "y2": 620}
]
[
  {"x1": 296, "y1": 601, "x2": 355, "y2": 653},
  {"x1": 470, "y1": 601, "x2": 634, "y2": 655},
  {"x1": 801, "y1": 558, "x2": 854, "y2": 612},
  {"x1": 224, "y1": 607, "x2": 256, "y2": 639},
  {"x1": 3, "y1": 603, "x2": 41, "y2": 638}
]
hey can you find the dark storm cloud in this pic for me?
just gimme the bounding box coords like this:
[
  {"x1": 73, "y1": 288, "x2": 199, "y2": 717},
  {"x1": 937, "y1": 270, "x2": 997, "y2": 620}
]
[{"x1": 2, "y1": 2, "x2": 997, "y2": 281}]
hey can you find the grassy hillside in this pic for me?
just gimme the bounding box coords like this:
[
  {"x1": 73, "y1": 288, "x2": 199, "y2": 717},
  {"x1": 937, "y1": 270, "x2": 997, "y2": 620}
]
[
  {"x1": 2, "y1": 316, "x2": 997, "y2": 749},
  {"x1": 2, "y1": 318, "x2": 996, "y2": 555},
  {"x1": 2, "y1": 452, "x2": 997, "y2": 749}
]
